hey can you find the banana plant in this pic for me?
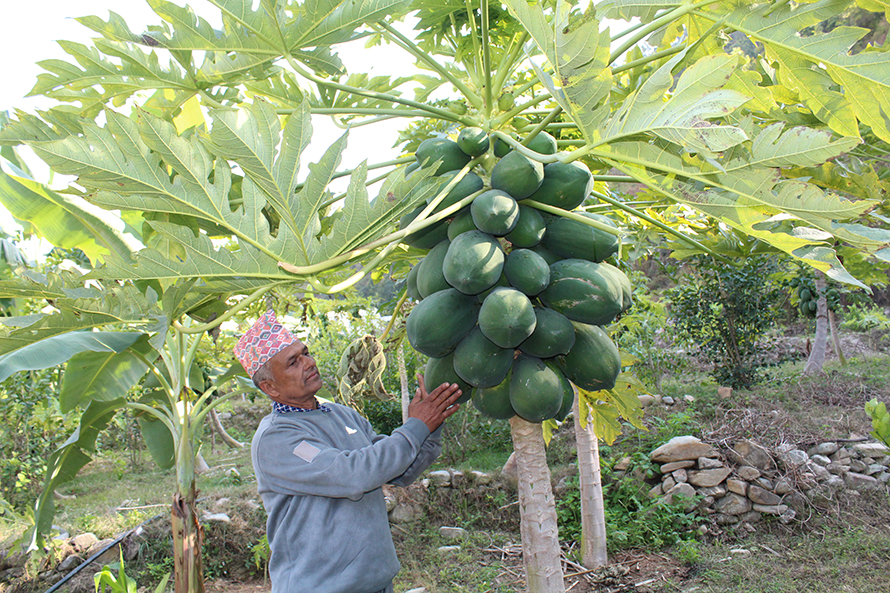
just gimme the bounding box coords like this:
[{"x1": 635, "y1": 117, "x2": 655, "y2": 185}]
[{"x1": 1, "y1": 1, "x2": 889, "y2": 592}]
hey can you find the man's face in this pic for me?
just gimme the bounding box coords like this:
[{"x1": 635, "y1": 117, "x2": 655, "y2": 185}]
[{"x1": 260, "y1": 340, "x2": 323, "y2": 407}]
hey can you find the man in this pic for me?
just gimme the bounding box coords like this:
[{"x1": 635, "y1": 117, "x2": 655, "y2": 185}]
[{"x1": 234, "y1": 310, "x2": 462, "y2": 593}]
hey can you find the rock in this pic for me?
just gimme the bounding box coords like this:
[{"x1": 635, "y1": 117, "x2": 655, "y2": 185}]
[
  {"x1": 697, "y1": 525, "x2": 710, "y2": 536},
  {"x1": 70, "y1": 533, "x2": 99, "y2": 553},
  {"x1": 202, "y1": 512, "x2": 231, "y2": 524},
  {"x1": 436, "y1": 545, "x2": 461, "y2": 555},
  {"x1": 727, "y1": 479, "x2": 747, "y2": 496},
  {"x1": 743, "y1": 522, "x2": 756, "y2": 533},
  {"x1": 614, "y1": 456, "x2": 633, "y2": 471},
  {"x1": 428, "y1": 470, "x2": 452, "y2": 487},
  {"x1": 826, "y1": 463, "x2": 848, "y2": 476},
  {"x1": 383, "y1": 488, "x2": 397, "y2": 512},
  {"x1": 405, "y1": 588, "x2": 428, "y2": 593},
  {"x1": 825, "y1": 476, "x2": 845, "y2": 491},
  {"x1": 779, "y1": 507, "x2": 797, "y2": 524},
  {"x1": 831, "y1": 448, "x2": 853, "y2": 461},
  {"x1": 650, "y1": 436, "x2": 718, "y2": 463},
  {"x1": 774, "y1": 479, "x2": 792, "y2": 495},
  {"x1": 57, "y1": 555, "x2": 83, "y2": 572},
  {"x1": 662, "y1": 396, "x2": 675, "y2": 406},
  {"x1": 672, "y1": 469, "x2": 688, "y2": 483},
  {"x1": 439, "y1": 526, "x2": 468, "y2": 540},
  {"x1": 747, "y1": 485, "x2": 782, "y2": 506},
  {"x1": 638, "y1": 394, "x2": 656, "y2": 408},
  {"x1": 849, "y1": 459, "x2": 868, "y2": 473},
  {"x1": 662, "y1": 476, "x2": 676, "y2": 492},
  {"x1": 714, "y1": 493, "x2": 752, "y2": 515},
  {"x1": 810, "y1": 454, "x2": 831, "y2": 466},
  {"x1": 878, "y1": 472, "x2": 890, "y2": 484},
  {"x1": 389, "y1": 502, "x2": 422, "y2": 524},
  {"x1": 245, "y1": 499, "x2": 261, "y2": 511},
  {"x1": 687, "y1": 468, "x2": 732, "y2": 488},
  {"x1": 662, "y1": 483, "x2": 697, "y2": 510},
  {"x1": 716, "y1": 514, "x2": 740, "y2": 525},
  {"x1": 853, "y1": 442, "x2": 889, "y2": 457},
  {"x1": 1, "y1": 567, "x2": 24, "y2": 580},
  {"x1": 844, "y1": 472, "x2": 879, "y2": 490},
  {"x1": 784, "y1": 491, "x2": 808, "y2": 513},
  {"x1": 450, "y1": 471, "x2": 466, "y2": 487},
  {"x1": 755, "y1": 477, "x2": 774, "y2": 491},
  {"x1": 87, "y1": 540, "x2": 120, "y2": 566},
  {"x1": 698, "y1": 457, "x2": 724, "y2": 470},
  {"x1": 752, "y1": 503, "x2": 788, "y2": 516},
  {"x1": 660, "y1": 460, "x2": 695, "y2": 473},
  {"x1": 648, "y1": 483, "x2": 663, "y2": 498},
  {"x1": 808, "y1": 463, "x2": 831, "y2": 481},
  {"x1": 730, "y1": 440, "x2": 774, "y2": 470},
  {"x1": 808, "y1": 442, "x2": 839, "y2": 456},
  {"x1": 730, "y1": 548, "x2": 752, "y2": 557},
  {"x1": 778, "y1": 448, "x2": 809, "y2": 469},
  {"x1": 470, "y1": 470, "x2": 492, "y2": 484},
  {"x1": 683, "y1": 395, "x2": 695, "y2": 403},
  {"x1": 717, "y1": 386, "x2": 732, "y2": 400},
  {"x1": 736, "y1": 465, "x2": 761, "y2": 481},
  {"x1": 698, "y1": 485, "x2": 727, "y2": 498}
]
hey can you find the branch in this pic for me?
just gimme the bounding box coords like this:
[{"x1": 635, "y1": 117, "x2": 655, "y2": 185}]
[
  {"x1": 519, "y1": 199, "x2": 624, "y2": 236},
  {"x1": 491, "y1": 131, "x2": 560, "y2": 163},
  {"x1": 481, "y1": 0, "x2": 494, "y2": 116},
  {"x1": 609, "y1": 0, "x2": 717, "y2": 65}
]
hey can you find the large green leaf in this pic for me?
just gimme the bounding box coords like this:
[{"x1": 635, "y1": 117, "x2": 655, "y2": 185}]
[
  {"x1": 0, "y1": 331, "x2": 146, "y2": 382},
  {"x1": 29, "y1": 398, "x2": 125, "y2": 550},
  {"x1": 0, "y1": 166, "x2": 138, "y2": 265},
  {"x1": 138, "y1": 414, "x2": 175, "y2": 470},
  {"x1": 59, "y1": 335, "x2": 156, "y2": 413}
]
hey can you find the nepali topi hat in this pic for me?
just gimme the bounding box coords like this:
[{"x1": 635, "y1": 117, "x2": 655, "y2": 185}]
[{"x1": 234, "y1": 310, "x2": 296, "y2": 377}]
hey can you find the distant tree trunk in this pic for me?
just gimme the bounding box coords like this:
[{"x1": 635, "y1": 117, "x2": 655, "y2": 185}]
[
  {"x1": 209, "y1": 409, "x2": 244, "y2": 449},
  {"x1": 828, "y1": 309, "x2": 847, "y2": 366},
  {"x1": 510, "y1": 416, "x2": 565, "y2": 593},
  {"x1": 572, "y1": 394, "x2": 608, "y2": 569},
  {"x1": 804, "y1": 273, "x2": 829, "y2": 375}
]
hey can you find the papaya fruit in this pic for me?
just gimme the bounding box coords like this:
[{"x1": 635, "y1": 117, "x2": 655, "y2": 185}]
[
  {"x1": 799, "y1": 288, "x2": 813, "y2": 302},
  {"x1": 472, "y1": 371, "x2": 515, "y2": 420},
  {"x1": 476, "y1": 272, "x2": 510, "y2": 303},
  {"x1": 400, "y1": 205, "x2": 448, "y2": 249},
  {"x1": 457, "y1": 127, "x2": 490, "y2": 157},
  {"x1": 406, "y1": 288, "x2": 479, "y2": 357},
  {"x1": 427, "y1": 170, "x2": 484, "y2": 214},
  {"x1": 525, "y1": 132, "x2": 558, "y2": 155},
  {"x1": 453, "y1": 327, "x2": 515, "y2": 388},
  {"x1": 491, "y1": 151, "x2": 544, "y2": 200},
  {"x1": 406, "y1": 264, "x2": 421, "y2": 301},
  {"x1": 551, "y1": 361, "x2": 576, "y2": 422},
  {"x1": 424, "y1": 353, "x2": 472, "y2": 404},
  {"x1": 447, "y1": 208, "x2": 477, "y2": 241},
  {"x1": 479, "y1": 287, "x2": 536, "y2": 348},
  {"x1": 529, "y1": 244, "x2": 562, "y2": 266},
  {"x1": 443, "y1": 230, "x2": 505, "y2": 295},
  {"x1": 598, "y1": 261, "x2": 633, "y2": 312},
  {"x1": 505, "y1": 205, "x2": 546, "y2": 247},
  {"x1": 556, "y1": 322, "x2": 621, "y2": 392},
  {"x1": 541, "y1": 212, "x2": 619, "y2": 263},
  {"x1": 526, "y1": 161, "x2": 592, "y2": 211},
  {"x1": 415, "y1": 137, "x2": 472, "y2": 175},
  {"x1": 509, "y1": 354, "x2": 570, "y2": 423},
  {"x1": 471, "y1": 190, "x2": 519, "y2": 236},
  {"x1": 539, "y1": 259, "x2": 625, "y2": 326},
  {"x1": 519, "y1": 308, "x2": 576, "y2": 358},
  {"x1": 415, "y1": 239, "x2": 451, "y2": 298},
  {"x1": 504, "y1": 249, "x2": 550, "y2": 296}
]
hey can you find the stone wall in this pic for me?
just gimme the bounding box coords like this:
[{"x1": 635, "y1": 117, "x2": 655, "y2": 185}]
[{"x1": 626, "y1": 435, "x2": 890, "y2": 530}]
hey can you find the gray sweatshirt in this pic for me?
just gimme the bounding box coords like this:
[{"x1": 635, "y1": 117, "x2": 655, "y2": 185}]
[{"x1": 251, "y1": 403, "x2": 443, "y2": 593}]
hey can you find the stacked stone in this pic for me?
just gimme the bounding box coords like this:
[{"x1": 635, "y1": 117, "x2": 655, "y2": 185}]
[{"x1": 644, "y1": 436, "x2": 890, "y2": 528}]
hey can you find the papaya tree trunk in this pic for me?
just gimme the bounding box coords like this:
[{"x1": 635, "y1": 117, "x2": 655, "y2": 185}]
[
  {"x1": 572, "y1": 395, "x2": 608, "y2": 569},
  {"x1": 804, "y1": 273, "x2": 829, "y2": 376},
  {"x1": 510, "y1": 416, "x2": 565, "y2": 593},
  {"x1": 828, "y1": 309, "x2": 847, "y2": 366}
]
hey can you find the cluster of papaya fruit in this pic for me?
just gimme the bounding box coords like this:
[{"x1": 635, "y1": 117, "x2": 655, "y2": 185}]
[
  {"x1": 791, "y1": 277, "x2": 840, "y2": 319},
  {"x1": 400, "y1": 128, "x2": 632, "y2": 424}
]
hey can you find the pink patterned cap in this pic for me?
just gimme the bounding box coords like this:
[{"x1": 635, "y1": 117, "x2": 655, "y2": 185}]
[{"x1": 234, "y1": 310, "x2": 297, "y2": 377}]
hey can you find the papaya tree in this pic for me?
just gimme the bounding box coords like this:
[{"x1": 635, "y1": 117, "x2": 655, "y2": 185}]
[{"x1": 1, "y1": 1, "x2": 890, "y2": 592}]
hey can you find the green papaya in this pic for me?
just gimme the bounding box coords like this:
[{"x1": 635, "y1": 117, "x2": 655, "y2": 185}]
[
  {"x1": 526, "y1": 161, "x2": 592, "y2": 211},
  {"x1": 406, "y1": 264, "x2": 421, "y2": 301},
  {"x1": 519, "y1": 308, "x2": 576, "y2": 358},
  {"x1": 472, "y1": 371, "x2": 515, "y2": 420},
  {"x1": 447, "y1": 208, "x2": 478, "y2": 241},
  {"x1": 443, "y1": 230, "x2": 505, "y2": 295},
  {"x1": 415, "y1": 239, "x2": 451, "y2": 298},
  {"x1": 491, "y1": 151, "x2": 544, "y2": 200},
  {"x1": 800, "y1": 288, "x2": 813, "y2": 302},
  {"x1": 525, "y1": 132, "x2": 558, "y2": 155},
  {"x1": 476, "y1": 272, "x2": 510, "y2": 303},
  {"x1": 529, "y1": 244, "x2": 562, "y2": 266},
  {"x1": 509, "y1": 354, "x2": 570, "y2": 423},
  {"x1": 539, "y1": 259, "x2": 625, "y2": 326},
  {"x1": 479, "y1": 287, "x2": 536, "y2": 348},
  {"x1": 424, "y1": 353, "x2": 472, "y2": 404},
  {"x1": 504, "y1": 249, "x2": 550, "y2": 296},
  {"x1": 505, "y1": 205, "x2": 546, "y2": 247},
  {"x1": 406, "y1": 288, "x2": 479, "y2": 357},
  {"x1": 551, "y1": 361, "x2": 576, "y2": 422},
  {"x1": 598, "y1": 261, "x2": 633, "y2": 312},
  {"x1": 457, "y1": 127, "x2": 490, "y2": 157},
  {"x1": 400, "y1": 205, "x2": 448, "y2": 249},
  {"x1": 556, "y1": 322, "x2": 621, "y2": 392},
  {"x1": 471, "y1": 190, "x2": 519, "y2": 236},
  {"x1": 415, "y1": 137, "x2": 472, "y2": 175},
  {"x1": 541, "y1": 212, "x2": 619, "y2": 263},
  {"x1": 427, "y1": 170, "x2": 484, "y2": 214},
  {"x1": 453, "y1": 327, "x2": 515, "y2": 388}
]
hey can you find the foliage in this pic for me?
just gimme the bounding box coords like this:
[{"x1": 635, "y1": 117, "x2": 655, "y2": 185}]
[
  {"x1": 95, "y1": 550, "x2": 170, "y2": 593},
  {"x1": 669, "y1": 255, "x2": 784, "y2": 388},
  {"x1": 865, "y1": 398, "x2": 890, "y2": 448},
  {"x1": 841, "y1": 303, "x2": 890, "y2": 332}
]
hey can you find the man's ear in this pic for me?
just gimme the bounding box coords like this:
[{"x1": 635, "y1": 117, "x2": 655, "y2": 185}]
[{"x1": 258, "y1": 379, "x2": 277, "y2": 398}]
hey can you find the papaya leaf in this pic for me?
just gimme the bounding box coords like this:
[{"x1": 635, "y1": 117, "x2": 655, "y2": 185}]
[
  {"x1": 727, "y1": 124, "x2": 860, "y2": 171},
  {"x1": 59, "y1": 335, "x2": 155, "y2": 413}
]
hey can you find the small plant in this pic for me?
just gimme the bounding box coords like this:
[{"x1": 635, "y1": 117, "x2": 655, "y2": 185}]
[
  {"x1": 865, "y1": 399, "x2": 890, "y2": 448},
  {"x1": 251, "y1": 534, "x2": 271, "y2": 585},
  {"x1": 95, "y1": 550, "x2": 170, "y2": 593},
  {"x1": 841, "y1": 304, "x2": 890, "y2": 332}
]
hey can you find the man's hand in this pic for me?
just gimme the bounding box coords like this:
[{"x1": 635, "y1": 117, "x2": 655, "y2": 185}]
[{"x1": 407, "y1": 374, "x2": 462, "y2": 432}]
